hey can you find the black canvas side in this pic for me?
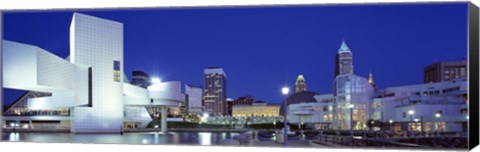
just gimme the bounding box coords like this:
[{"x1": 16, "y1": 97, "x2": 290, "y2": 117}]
[{"x1": 468, "y1": 2, "x2": 479, "y2": 150}]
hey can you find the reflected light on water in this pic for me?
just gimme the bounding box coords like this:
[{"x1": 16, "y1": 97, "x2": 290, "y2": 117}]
[
  {"x1": 221, "y1": 133, "x2": 227, "y2": 139},
  {"x1": 2, "y1": 132, "x2": 242, "y2": 145},
  {"x1": 142, "y1": 139, "x2": 149, "y2": 144},
  {"x1": 172, "y1": 133, "x2": 180, "y2": 143},
  {"x1": 9, "y1": 132, "x2": 20, "y2": 141},
  {"x1": 199, "y1": 132, "x2": 212, "y2": 145}
]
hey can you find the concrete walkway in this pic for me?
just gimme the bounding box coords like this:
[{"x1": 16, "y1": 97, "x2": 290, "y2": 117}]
[{"x1": 252, "y1": 139, "x2": 316, "y2": 147}]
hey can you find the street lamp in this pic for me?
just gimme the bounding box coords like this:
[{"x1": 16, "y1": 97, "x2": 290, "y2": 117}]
[
  {"x1": 408, "y1": 110, "x2": 415, "y2": 121},
  {"x1": 281, "y1": 86, "x2": 290, "y2": 147},
  {"x1": 389, "y1": 120, "x2": 394, "y2": 131},
  {"x1": 434, "y1": 113, "x2": 441, "y2": 133},
  {"x1": 348, "y1": 104, "x2": 354, "y2": 140},
  {"x1": 151, "y1": 77, "x2": 161, "y2": 84}
]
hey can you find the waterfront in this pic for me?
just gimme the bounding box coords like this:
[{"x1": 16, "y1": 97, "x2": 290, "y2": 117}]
[{"x1": 2, "y1": 131, "x2": 242, "y2": 145}]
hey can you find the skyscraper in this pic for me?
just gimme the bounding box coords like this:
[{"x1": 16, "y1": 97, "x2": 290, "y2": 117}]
[
  {"x1": 131, "y1": 70, "x2": 150, "y2": 88},
  {"x1": 424, "y1": 59, "x2": 467, "y2": 83},
  {"x1": 203, "y1": 67, "x2": 227, "y2": 116},
  {"x1": 334, "y1": 40, "x2": 354, "y2": 78},
  {"x1": 295, "y1": 74, "x2": 307, "y2": 93}
]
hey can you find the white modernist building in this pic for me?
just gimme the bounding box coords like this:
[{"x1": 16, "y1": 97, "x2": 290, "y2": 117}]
[
  {"x1": 372, "y1": 78, "x2": 468, "y2": 132},
  {"x1": 185, "y1": 84, "x2": 203, "y2": 115},
  {"x1": 2, "y1": 13, "x2": 185, "y2": 133}
]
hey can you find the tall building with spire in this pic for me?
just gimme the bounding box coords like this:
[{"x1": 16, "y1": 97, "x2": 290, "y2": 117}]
[
  {"x1": 368, "y1": 71, "x2": 376, "y2": 88},
  {"x1": 295, "y1": 75, "x2": 307, "y2": 93},
  {"x1": 335, "y1": 40, "x2": 354, "y2": 78}
]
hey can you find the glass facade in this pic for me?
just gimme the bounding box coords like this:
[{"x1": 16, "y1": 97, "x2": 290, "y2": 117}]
[{"x1": 333, "y1": 74, "x2": 374, "y2": 130}]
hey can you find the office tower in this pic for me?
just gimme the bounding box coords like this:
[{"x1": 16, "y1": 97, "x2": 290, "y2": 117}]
[
  {"x1": 295, "y1": 74, "x2": 307, "y2": 93},
  {"x1": 424, "y1": 59, "x2": 467, "y2": 83},
  {"x1": 131, "y1": 70, "x2": 151, "y2": 88},
  {"x1": 334, "y1": 40, "x2": 354, "y2": 77},
  {"x1": 203, "y1": 67, "x2": 227, "y2": 116}
]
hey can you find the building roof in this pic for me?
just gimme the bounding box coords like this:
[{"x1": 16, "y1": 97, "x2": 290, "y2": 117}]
[
  {"x1": 338, "y1": 40, "x2": 351, "y2": 53},
  {"x1": 204, "y1": 67, "x2": 227, "y2": 78},
  {"x1": 279, "y1": 91, "x2": 319, "y2": 115},
  {"x1": 296, "y1": 75, "x2": 305, "y2": 82}
]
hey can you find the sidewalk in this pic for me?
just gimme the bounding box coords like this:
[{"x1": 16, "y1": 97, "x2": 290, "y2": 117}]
[{"x1": 252, "y1": 139, "x2": 316, "y2": 147}]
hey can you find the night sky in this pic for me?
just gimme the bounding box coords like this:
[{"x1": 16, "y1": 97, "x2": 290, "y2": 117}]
[{"x1": 2, "y1": 2, "x2": 468, "y2": 106}]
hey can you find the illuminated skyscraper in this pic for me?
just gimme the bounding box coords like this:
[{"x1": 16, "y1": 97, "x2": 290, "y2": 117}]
[
  {"x1": 295, "y1": 75, "x2": 307, "y2": 93},
  {"x1": 203, "y1": 67, "x2": 227, "y2": 116},
  {"x1": 334, "y1": 40, "x2": 354, "y2": 77}
]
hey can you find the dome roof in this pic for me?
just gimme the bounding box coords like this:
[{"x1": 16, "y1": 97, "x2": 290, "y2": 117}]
[
  {"x1": 279, "y1": 91, "x2": 319, "y2": 115},
  {"x1": 287, "y1": 91, "x2": 318, "y2": 104}
]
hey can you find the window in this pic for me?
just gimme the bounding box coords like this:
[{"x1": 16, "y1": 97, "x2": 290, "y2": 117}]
[
  {"x1": 435, "y1": 122, "x2": 446, "y2": 132},
  {"x1": 402, "y1": 112, "x2": 406, "y2": 118},
  {"x1": 409, "y1": 122, "x2": 422, "y2": 131},
  {"x1": 113, "y1": 60, "x2": 121, "y2": 82}
]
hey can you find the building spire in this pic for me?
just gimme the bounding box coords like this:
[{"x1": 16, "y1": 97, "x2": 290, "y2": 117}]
[
  {"x1": 368, "y1": 71, "x2": 376, "y2": 87},
  {"x1": 338, "y1": 39, "x2": 351, "y2": 53},
  {"x1": 295, "y1": 74, "x2": 307, "y2": 93}
]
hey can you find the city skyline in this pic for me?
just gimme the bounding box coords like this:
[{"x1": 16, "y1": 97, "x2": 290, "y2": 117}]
[{"x1": 2, "y1": 3, "x2": 468, "y2": 105}]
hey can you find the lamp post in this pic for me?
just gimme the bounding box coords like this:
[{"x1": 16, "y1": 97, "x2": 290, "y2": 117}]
[
  {"x1": 282, "y1": 87, "x2": 290, "y2": 147},
  {"x1": 419, "y1": 116, "x2": 424, "y2": 133},
  {"x1": 151, "y1": 77, "x2": 161, "y2": 84},
  {"x1": 408, "y1": 110, "x2": 414, "y2": 134},
  {"x1": 389, "y1": 120, "x2": 393, "y2": 131},
  {"x1": 348, "y1": 104, "x2": 354, "y2": 140},
  {"x1": 435, "y1": 113, "x2": 441, "y2": 135}
]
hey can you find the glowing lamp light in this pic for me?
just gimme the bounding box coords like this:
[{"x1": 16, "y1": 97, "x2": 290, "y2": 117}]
[
  {"x1": 282, "y1": 87, "x2": 290, "y2": 95},
  {"x1": 414, "y1": 118, "x2": 419, "y2": 122},
  {"x1": 151, "y1": 77, "x2": 161, "y2": 84},
  {"x1": 389, "y1": 120, "x2": 393, "y2": 124},
  {"x1": 435, "y1": 113, "x2": 441, "y2": 118},
  {"x1": 466, "y1": 116, "x2": 470, "y2": 120},
  {"x1": 203, "y1": 113, "x2": 209, "y2": 118},
  {"x1": 408, "y1": 110, "x2": 415, "y2": 115},
  {"x1": 348, "y1": 104, "x2": 354, "y2": 109}
]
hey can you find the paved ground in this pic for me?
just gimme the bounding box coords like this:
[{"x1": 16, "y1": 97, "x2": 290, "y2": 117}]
[{"x1": 252, "y1": 139, "x2": 318, "y2": 147}]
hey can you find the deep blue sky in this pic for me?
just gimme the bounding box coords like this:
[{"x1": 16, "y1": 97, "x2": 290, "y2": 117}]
[{"x1": 2, "y1": 3, "x2": 468, "y2": 106}]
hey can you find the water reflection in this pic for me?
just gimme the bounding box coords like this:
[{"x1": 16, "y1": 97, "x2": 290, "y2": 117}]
[
  {"x1": 1, "y1": 132, "x2": 241, "y2": 145},
  {"x1": 199, "y1": 132, "x2": 212, "y2": 145},
  {"x1": 9, "y1": 132, "x2": 20, "y2": 141}
]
